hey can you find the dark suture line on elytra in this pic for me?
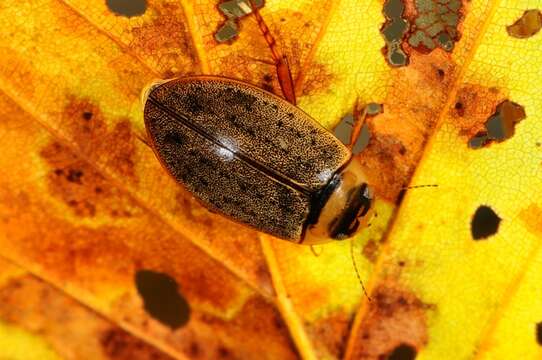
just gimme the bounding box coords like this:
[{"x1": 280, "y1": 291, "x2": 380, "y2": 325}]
[{"x1": 148, "y1": 96, "x2": 311, "y2": 196}]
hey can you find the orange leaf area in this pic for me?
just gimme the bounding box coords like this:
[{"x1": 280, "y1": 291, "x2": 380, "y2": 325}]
[{"x1": 1, "y1": 0, "x2": 542, "y2": 359}]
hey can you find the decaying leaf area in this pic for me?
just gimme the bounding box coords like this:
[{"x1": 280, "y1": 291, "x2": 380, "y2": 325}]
[{"x1": 0, "y1": 0, "x2": 541, "y2": 359}]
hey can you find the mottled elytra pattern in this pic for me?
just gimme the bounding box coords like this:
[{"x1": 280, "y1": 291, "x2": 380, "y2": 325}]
[{"x1": 144, "y1": 77, "x2": 350, "y2": 241}]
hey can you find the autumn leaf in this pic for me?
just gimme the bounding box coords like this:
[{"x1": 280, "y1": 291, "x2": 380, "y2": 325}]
[{"x1": 0, "y1": 0, "x2": 541, "y2": 359}]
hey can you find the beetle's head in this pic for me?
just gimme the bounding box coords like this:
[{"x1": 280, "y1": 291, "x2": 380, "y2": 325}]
[{"x1": 304, "y1": 160, "x2": 374, "y2": 245}]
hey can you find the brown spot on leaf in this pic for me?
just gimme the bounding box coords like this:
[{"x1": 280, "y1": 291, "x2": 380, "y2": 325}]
[
  {"x1": 363, "y1": 240, "x2": 380, "y2": 263},
  {"x1": 131, "y1": 2, "x2": 197, "y2": 76},
  {"x1": 40, "y1": 141, "x2": 139, "y2": 218},
  {"x1": 299, "y1": 61, "x2": 335, "y2": 97},
  {"x1": 450, "y1": 84, "x2": 516, "y2": 147},
  {"x1": 261, "y1": 73, "x2": 275, "y2": 92},
  {"x1": 62, "y1": 97, "x2": 138, "y2": 182},
  {"x1": 520, "y1": 204, "x2": 542, "y2": 237},
  {"x1": 452, "y1": 87, "x2": 526, "y2": 148},
  {"x1": 188, "y1": 342, "x2": 201, "y2": 358},
  {"x1": 189, "y1": 295, "x2": 297, "y2": 359},
  {"x1": 507, "y1": 10, "x2": 542, "y2": 39},
  {"x1": 348, "y1": 282, "x2": 430, "y2": 359},
  {"x1": 310, "y1": 312, "x2": 353, "y2": 358},
  {"x1": 217, "y1": 346, "x2": 233, "y2": 359},
  {"x1": 0, "y1": 273, "x2": 175, "y2": 360},
  {"x1": 100, "y1": 327, "x2": 173, "y2": 360},
  {"x1": 358, "y1": 52, "x2": 457, "y2": 201}
]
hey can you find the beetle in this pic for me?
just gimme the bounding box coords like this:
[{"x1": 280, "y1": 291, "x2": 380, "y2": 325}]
[
  {"x1": 143, "y1": 76, "x2": 374, "y2": 245},
  {"x1": 141, "y1": 3, "x2": 374, "y2": 245}
]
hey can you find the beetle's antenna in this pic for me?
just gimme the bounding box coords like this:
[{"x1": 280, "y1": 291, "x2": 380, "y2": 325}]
[
  {"x1": 310, "y1": 245, "x2": 323, "y2": 257},
  {"x1": 248, "y1": 0, "x2": 296, "y2": 104},
  {"x1": 348, "y1": 99, "x2": 367, "y2": 150},
  {"x1": 350, "y1": 239, "x2": 372, "y2": 301},
  {"x1": 402, "y1": 184, "x2": 439, "y2": 190}
]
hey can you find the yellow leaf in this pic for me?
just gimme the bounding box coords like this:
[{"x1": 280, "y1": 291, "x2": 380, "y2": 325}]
[{"x1": 0, "y1": 0, "x2": 541, "y2": 359}]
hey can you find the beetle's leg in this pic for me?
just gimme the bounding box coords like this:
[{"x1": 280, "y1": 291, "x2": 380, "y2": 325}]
[
  {"x1": 248, "y1": 0, "x2": 296, "y2": 105},
  {"x1": 348, "y1": 99, "x2": 368, "y2": 151},
  {"x1": 135, "y1": 132, "x2": 151, "y2": 148},
  {"x1": 343, "y1": 100, "x2": 382, "y2": 153},
  {"x1": 310, "y1": 245, "x2": 323, "y2": 257}
]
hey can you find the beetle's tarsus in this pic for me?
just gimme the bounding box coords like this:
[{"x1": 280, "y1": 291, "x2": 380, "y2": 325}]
[
  {"x1": 248, "y1": 0, "x2": 297, "y2": 105},
  {"x1": 135, "y1": 132, "x2": 151, "y2": 148},
  {"x1": 348, "y1": 99, "x2": 368, "y2": 151},
  {"x1": 310, "y1": 245, "x2": 323, "y2": 257}
]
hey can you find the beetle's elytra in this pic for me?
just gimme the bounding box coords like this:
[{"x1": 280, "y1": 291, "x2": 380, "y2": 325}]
[{"x1": 143, "y1": 76, "x2": 373, "y2": 244}]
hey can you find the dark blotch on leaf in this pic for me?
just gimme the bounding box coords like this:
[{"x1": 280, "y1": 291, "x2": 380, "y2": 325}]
[
  {"x1": 507, "y1": 10, "x2": 542, "y2": 39},
  {"x1": 385, "y1": 343, "x2": 417, "y2": 360},
  {"x1": 471, "y1": 205, "x2": 501, "y2": 240},
  {"x1": 82, "y1": 111, "x2": 93, "y2": 121},
  {"x1": 536, "y1": 322, "x2": 542, "y2": 345},
  {"x1": 135, "y1": 270, "x2": 190, "y2": 330},
  {"x1": 106, "y1": 0, "x2": 147, "y2": 18},
  {"x1": 66, "y1": 169, "x2": 84, "y2": 184}
]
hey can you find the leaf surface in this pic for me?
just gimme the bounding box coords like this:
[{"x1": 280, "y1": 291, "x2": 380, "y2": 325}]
[{"x1": 0, "y1": 0, "x2": 541, "y2": 359}]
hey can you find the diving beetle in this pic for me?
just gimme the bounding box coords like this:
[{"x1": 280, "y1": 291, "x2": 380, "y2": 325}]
[{"x1": 142, "y1": 3, "x2": 374, "y2": 245}]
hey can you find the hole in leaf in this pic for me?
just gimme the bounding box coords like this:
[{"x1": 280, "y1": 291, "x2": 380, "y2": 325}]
[
  {"x1": 385, "y1": 343, "x2": 417, "y2": 360},
  {"x1": 468, "y1": 132, "x2": 490, "y2": 149},
  {"x1": 334, "y1": 104, "x2": 379, "y2": 154},
  {"x1": 381, "y1": 0, "x2": 409, "y2": 67},
  {"x1": 334, "y1": 113, "x2": 355, "y2": 145},
  {"x1": 536, "y1": 322, "x2": 542, "y2": 345},
  {"x1": 106, "y1": 0, "x2": 147, "y2": 17},
  {"x1": 468, "y1": 100, "x2": 526, "y2": 148},
  {"x1": 507, "y1": 10, "x2": 542, "y2": 39},
  {"x1": 485, "y1": 100, "x2": 526, "y2": 141},
  {"x1": 135, "y1": 270, "x2": 190, "y2": 330},
  {"x1": 215, "y1": 0, "x2": 264, "y2": 43},
  {"x1": 471, "y1": 205, "x2": 501, "y2": 240}
]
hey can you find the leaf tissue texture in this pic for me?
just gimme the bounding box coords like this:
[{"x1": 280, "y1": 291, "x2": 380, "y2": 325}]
[{"x1": 0, "y1": 0, "x2": 541, "y2": 359}]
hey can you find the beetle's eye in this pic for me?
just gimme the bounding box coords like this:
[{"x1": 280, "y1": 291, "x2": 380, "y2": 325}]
[
  {"x1": 348, "y1": 219, "x2": 360, "y2": 234},
  {"x1": 357, "y1": 187, "x2": 372, "y2": 217}
]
